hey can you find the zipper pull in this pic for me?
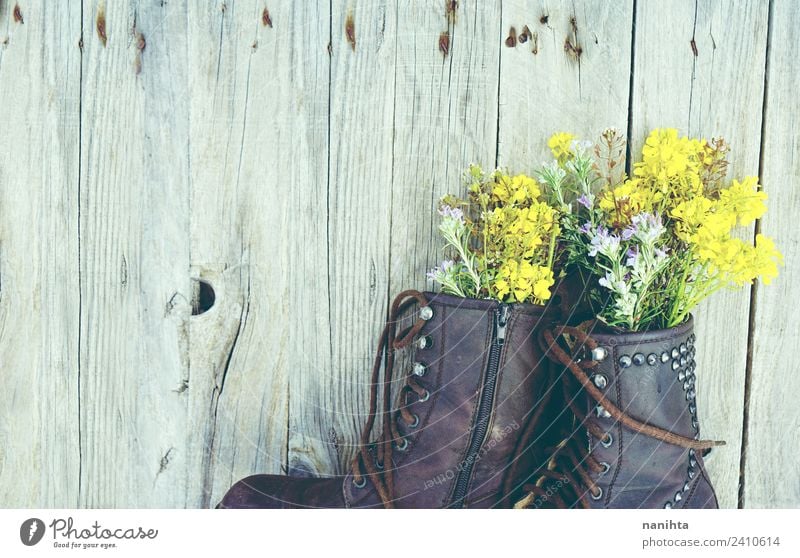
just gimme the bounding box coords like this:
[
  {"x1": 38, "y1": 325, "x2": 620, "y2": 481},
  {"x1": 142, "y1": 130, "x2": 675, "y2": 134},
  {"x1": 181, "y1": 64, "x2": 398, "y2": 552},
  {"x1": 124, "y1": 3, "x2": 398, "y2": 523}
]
[{"x1": 495, "y1": 303, "x2": 510, "y2": 346}]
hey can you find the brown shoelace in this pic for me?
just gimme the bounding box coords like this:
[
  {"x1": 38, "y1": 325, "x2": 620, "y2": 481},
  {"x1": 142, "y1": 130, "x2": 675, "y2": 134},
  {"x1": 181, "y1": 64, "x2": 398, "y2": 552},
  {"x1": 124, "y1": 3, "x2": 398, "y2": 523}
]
[
  {"x1": 515, "y1": 323, "x2": 725, "y2": 509},
  {"x1": 350, "y1": 290, "x2": 430, "y2": 508}
]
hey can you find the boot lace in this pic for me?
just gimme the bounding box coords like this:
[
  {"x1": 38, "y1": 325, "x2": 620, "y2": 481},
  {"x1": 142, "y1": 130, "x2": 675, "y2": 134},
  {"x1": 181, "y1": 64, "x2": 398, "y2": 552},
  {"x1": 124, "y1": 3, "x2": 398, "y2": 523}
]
[
  {"x1": 515, "y1": 323, "x2": 725, "y2": 509},
  {"x1": 349, "y1": 290, "x2": 431, "y2": 508}
]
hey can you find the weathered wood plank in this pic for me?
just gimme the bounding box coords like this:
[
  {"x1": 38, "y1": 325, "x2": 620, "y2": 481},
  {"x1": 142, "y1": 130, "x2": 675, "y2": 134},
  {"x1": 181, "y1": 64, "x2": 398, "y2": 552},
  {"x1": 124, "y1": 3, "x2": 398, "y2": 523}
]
[
  {"x1": 498, "y1": 0, "x2": 634, "y2": 167},
  {"x1": 0, "y1": 1, "x2": 81, "y2": 507},
  {"x1": 78, "y1": 0, "x2": 192, "y2": 507},
  {"x1": 630, "y1": 0, "x2": 770, "y2": 509},
  {"x1": 322, "y1": 0, "x2": 400, "y2": 471},
  {"x1": 185, "y1": 0, "x2": 332, "y2": 504},
  {"x1": 744, "y1": 0, "x2": 800, "y2": 509},
  {"x1": 388, "y1": 1, "x2": 501, "y2": 301}
]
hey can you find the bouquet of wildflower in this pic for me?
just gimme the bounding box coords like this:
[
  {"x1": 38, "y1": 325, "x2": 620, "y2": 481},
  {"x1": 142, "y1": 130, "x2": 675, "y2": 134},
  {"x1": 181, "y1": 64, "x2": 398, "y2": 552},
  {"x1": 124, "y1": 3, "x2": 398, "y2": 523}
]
[
  {"x1": 536, "y1": 128, "x2": 783, "y2": 331},
  {"x1": 427, "y1": 166, "x2": 561, "y2": 305}
]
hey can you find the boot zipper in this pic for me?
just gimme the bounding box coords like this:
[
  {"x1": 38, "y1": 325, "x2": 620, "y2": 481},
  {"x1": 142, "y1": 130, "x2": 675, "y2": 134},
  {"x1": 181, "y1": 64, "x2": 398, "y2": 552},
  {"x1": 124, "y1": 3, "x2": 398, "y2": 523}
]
[{"x1": 449, "y1": 303, "x2": 509, "y2": 508}]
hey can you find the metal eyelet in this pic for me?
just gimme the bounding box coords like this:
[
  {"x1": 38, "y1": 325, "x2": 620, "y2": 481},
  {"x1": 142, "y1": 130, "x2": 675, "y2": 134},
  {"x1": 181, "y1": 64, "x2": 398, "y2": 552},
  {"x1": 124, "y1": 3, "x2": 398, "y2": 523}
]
[
  {"x1": 418, "y1": 336, "x2": 432, "y2": 350},
  {"x1": 374, "y1": 459, "x2": 384, "y2": 470},
  {"x1": 595, "y1": 405, "x2": 611, "y2": 419},
  {"x1": 407, "y1": 414, "x2": 419, "y2": 428},
  {"x1": 412, "y1": 362, "x2": 427, "y2": 377},
  {"x1": 395, "y1": 438, "x2": 408, "y2": 451},
  {"x1": 353, "y1": 476, "x2": 366, "y2": 488},
  {"x1": 592, "y1": 374, "x2": 608, "y2": 389},
  {"x1": 599, "y1": 462, "x2": 610, "y2": 476},
  {"x1": 600, "y1": 433, "x2": 613, "y2": 448},
  {"x1": 590, "y1": 486, "x2": 603, "y2": 500},
  {"x1": 419, "y1": 306, "x2": 434, "y2": 321},
  {"x1": 591, "y1": 347, "x2": 608, "y2": 362},
  {"x1": 664, "y1": 501, "x2": 673, "y2": 509},
  {"x1": 418, "y1": 390, "x2": 430, "y2": 403}
]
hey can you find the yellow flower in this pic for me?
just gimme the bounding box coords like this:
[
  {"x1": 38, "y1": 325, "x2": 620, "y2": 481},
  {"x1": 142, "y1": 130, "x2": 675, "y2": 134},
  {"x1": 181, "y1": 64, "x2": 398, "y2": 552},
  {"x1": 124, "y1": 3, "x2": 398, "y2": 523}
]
[
  {"x1": 493, "y1": 260, "x2": 555, "y2": 303},
  {"x1": 492, "y1": 173, "x2": 541, "y2": 205},
  {"x1": 548, "y1": 132, "x2": 576, "y2": 162},
  {"x1": 671, "y1": 196, "x2": 713, "y2": 227},
  {"x1": 597, "y1": 179, "x2": 662, "y2": 226},
  {"x1": 752, "y1": 234, "x2": 783, "y2": 285},
  {"x1": 718, "y1": 176, "x2": 767, "y2": 225},
  {"x1": 532, "y1": 266, "x2": 556, "y2": 301},
  {"x1": 634, "y1": 128, "x2": 700, "y2": 181}
]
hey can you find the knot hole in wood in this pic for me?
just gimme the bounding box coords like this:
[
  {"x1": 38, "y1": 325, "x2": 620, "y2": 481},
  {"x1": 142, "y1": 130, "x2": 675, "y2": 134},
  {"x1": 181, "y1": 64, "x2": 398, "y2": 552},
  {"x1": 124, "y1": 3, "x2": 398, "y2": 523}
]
[{"x1": 191, "y1": 278, "x2": 215, "y2": 316}]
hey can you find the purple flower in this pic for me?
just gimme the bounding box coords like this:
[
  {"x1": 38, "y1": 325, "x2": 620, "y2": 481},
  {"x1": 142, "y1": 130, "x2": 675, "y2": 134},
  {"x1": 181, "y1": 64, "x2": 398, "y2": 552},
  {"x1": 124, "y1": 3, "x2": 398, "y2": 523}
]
[
  {"x1": 427, "y1": 259, "x2": 456, "y2": 280},
  {"x1": 579, "y1": 221, "x2": 592, "y2": 234},
  {"x1": 655, "y1": 247, "x2": 669, "y2": 261},
  {"x1": 577, "y1": 194, "x2": 593, "y2": 209},
  {"x1": 438, "y1": 205, "x2": 464, "y2": 223},
  {"x1": 621, "y1": 226, "x2": 635, "y2": 241},
  {"x1": 587, "y1": 226, "x2": 620, "y2": 258},
  {"x1": 629, "y1": 212, "x2": 665, "y2": 243},
  {"x1": 625, "y1": 246, "x2": 639, "y2": 267}
]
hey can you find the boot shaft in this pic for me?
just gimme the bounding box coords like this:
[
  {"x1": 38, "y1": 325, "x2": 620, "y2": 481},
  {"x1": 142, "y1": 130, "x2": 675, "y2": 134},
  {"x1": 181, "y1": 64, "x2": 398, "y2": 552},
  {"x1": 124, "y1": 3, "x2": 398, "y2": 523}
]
[
  {"x1": 345, "y1": 292, "x2": 555, "y2": 508},
  {"x1": 581, "y1": 317, "x2": 717, "y2": 508}
]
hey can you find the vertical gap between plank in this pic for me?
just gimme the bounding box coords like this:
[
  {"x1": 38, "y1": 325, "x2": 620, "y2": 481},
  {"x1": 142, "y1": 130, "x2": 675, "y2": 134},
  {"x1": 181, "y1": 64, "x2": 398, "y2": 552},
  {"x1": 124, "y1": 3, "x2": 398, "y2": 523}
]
[
  {"x1": 624, "y1": 0, "x2": 637, "y2": 175},
  {"x1": 385, "y1": 1, "x2": 399, "y2": 328},
  {"x1": 493, "y1": 0, "x2": 502, "y2": 168},
  {"x1": 325, "y1": 0, "x2": 335, "y2": 468},
  {"x1": 738, "y1": 0, "x2": 774, "y2": 510},
  {"x1": 76, "y1": 0, "x2": 85, "y2": 508}
]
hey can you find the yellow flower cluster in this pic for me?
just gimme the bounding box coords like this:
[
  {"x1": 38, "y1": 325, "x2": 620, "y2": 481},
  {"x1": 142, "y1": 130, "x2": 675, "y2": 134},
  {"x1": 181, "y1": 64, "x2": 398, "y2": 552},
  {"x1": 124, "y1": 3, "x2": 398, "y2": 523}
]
[
  {"x1": 437, "y1": 167, "x2": 562, "y2": 305},
  {"x1": 494, "y1": 260, "x2": 555, "y2": 303},
  {"x1": 548, "y1": 132, "x2": 576, "y2": 163},
  {"x1": 535, "y1": 128, "x2": 782, "y2": 330},
  {"x1": 491, "y1": 173, "x2": 542, "y2": 205},
  {"x1": 597, "y1": 129, "x2": 724, "y2": 225},
  {"x1": 483, "y1": 172, "x2": 559, "y2": 303},
  {"x1": 670, "y1": 176, "x2": 776, "y2": 286}
]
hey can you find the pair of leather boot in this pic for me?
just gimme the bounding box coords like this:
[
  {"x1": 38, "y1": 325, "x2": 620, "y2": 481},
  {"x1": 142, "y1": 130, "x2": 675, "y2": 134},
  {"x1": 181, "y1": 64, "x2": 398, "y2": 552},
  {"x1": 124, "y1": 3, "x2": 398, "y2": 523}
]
[{"x1": 217, "y1": 290, "x2": 720, "y2": 509}]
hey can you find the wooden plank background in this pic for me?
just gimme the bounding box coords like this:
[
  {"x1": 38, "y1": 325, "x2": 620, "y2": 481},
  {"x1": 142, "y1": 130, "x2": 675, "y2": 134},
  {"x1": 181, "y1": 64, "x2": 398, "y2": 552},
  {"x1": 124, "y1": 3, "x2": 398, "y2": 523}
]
[{"x1": 0, "y1": 0, "x2": 796, "y2": 508}]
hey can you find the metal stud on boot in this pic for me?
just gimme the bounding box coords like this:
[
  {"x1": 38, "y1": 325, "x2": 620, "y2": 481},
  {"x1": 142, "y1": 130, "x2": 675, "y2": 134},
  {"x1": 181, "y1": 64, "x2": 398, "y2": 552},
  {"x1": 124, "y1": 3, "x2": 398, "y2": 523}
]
[
  {"x1": 516, "y1": 317, "x2": 723, "y2": 509},
  {"x1": 218, "y1": 290, "x2": 556, "y2": 508}
]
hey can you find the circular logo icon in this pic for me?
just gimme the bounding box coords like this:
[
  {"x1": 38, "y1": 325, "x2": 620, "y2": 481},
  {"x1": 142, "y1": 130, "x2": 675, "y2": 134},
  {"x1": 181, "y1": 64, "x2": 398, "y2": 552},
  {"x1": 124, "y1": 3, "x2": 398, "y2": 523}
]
[{"x1": 20, "y1": 518, "x2": 45, "y2": 546}]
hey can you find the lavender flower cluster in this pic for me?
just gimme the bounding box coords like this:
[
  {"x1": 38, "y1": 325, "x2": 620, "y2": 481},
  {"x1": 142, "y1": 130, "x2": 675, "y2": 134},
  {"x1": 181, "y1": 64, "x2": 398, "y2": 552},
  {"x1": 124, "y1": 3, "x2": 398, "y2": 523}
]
[{"x1": 581, "y1": 212, "x2": 670, "y2": 328}]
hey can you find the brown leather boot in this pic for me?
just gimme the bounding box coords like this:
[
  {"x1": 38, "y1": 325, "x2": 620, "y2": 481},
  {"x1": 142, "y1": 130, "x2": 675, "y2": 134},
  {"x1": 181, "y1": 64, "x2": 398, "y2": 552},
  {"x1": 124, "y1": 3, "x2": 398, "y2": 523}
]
[
  {"x1": 516, "y1": 317, "x2": 723, "y2": 509},
  {"x1": 217, "y1": 290, "x2": 556, "y2": 508}
]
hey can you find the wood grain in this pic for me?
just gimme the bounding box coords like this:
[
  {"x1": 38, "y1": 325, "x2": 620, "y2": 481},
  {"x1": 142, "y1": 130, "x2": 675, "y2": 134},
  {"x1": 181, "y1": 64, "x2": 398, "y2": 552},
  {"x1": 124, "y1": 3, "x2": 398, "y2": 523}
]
[
  {"x1": 498, "y1": 0, "x2": 634, "y2": 168},
  {"x1": 0, "y1": 0, "x2": 82, "y2": 507},
  {"x1": 387, "y1": 0, "x2": 500, "y2": 302},
  {"x1": 629, "y1": 0, "x2": 770, "y2": 509},
  {"x1": 77, "y1": 0, "x2": 192, "y2": 507},
  {"x1": 323, "y1": 0, "x2": 400, "y2": 471},
  {"x1": 744, "y1": 0, "x2": 800, "y2": 509}
]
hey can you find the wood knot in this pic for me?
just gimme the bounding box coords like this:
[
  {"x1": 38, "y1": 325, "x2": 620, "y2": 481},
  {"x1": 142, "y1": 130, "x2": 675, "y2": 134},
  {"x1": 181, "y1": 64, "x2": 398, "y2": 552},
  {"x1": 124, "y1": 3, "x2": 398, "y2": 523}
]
[
  {"x1": 345, "y1": 13, "x2": 355, "y2": 51},
  {"x1": 438, "y1": 30, "x2": 450, "y2": 57},
  {"x1": 96, "y1": 9, "x2": 107, "y2": 46},
  {"x1": 505, "y1": 26, "x2": 517, "y2": 48},
  {"x1": 262, "y1": 7, "x2": 272, "y2": 28}
]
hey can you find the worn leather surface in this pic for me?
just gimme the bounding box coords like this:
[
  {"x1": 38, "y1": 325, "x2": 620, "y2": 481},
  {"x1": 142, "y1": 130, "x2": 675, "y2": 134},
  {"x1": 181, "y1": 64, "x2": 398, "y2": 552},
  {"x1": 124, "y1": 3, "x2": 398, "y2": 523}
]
[
  {"x1": 217, "y1": 292, "x2": 555, "y2": 509},
  {"x1": 584, "y1": 317, "x2": 719, "y2": 509}
]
